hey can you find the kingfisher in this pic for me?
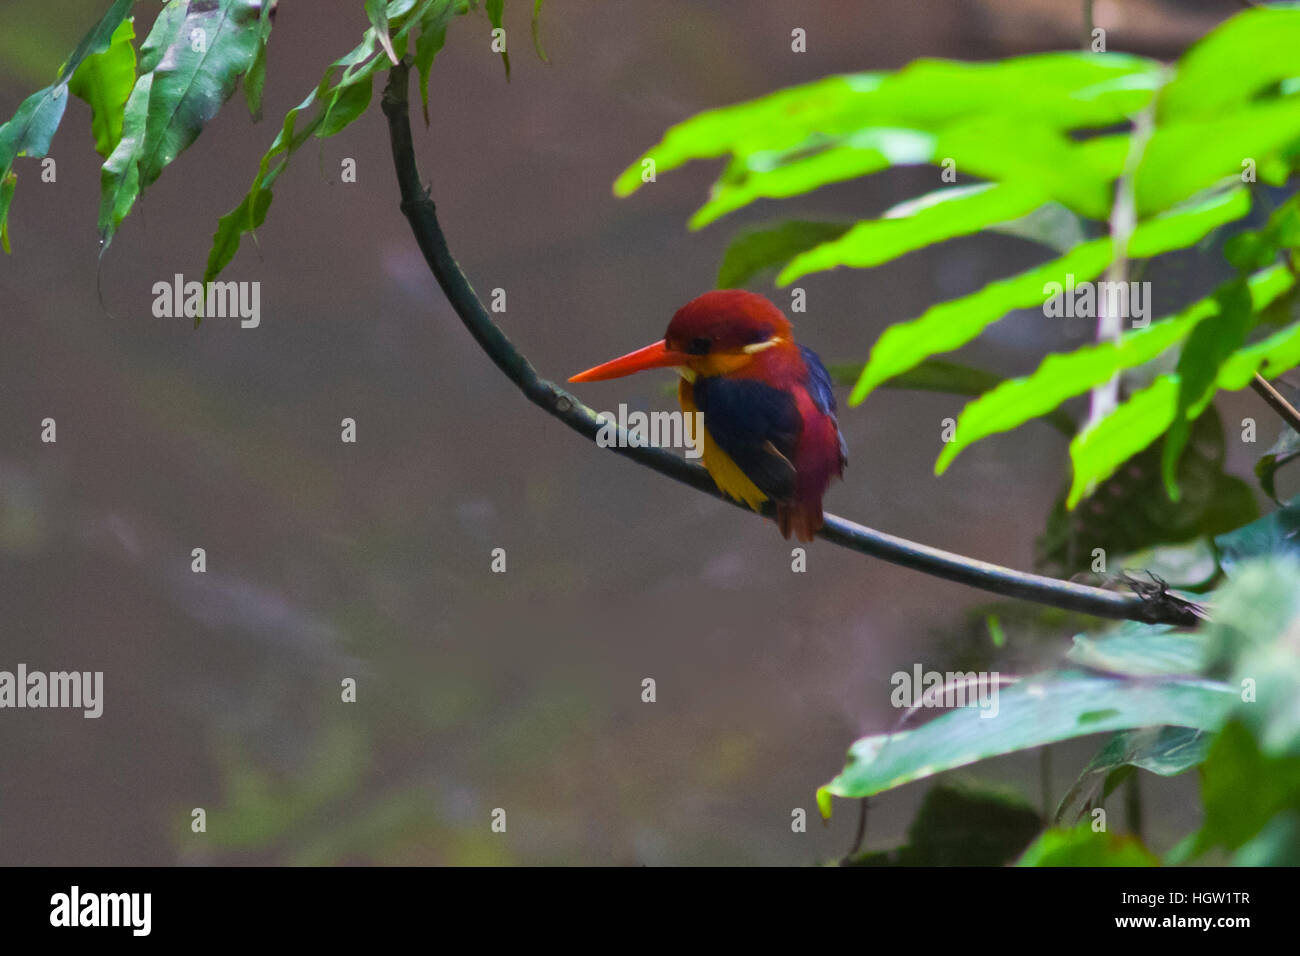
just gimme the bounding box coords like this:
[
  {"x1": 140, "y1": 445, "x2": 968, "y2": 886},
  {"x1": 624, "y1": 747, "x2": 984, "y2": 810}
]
[{"x1": 569, "y1": 290, "x2": 847, "y2": 541}]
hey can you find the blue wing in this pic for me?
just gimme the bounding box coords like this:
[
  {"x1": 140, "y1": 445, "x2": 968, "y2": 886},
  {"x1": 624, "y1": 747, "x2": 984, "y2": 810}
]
[{"x1": 692, "y1": 376, "x2": 800, "y2": 501}]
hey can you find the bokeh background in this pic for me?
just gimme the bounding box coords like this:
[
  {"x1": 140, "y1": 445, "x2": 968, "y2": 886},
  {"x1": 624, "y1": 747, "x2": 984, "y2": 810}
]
[{"x1": 0, "y1": 0, "x2": 1283, "y2": 864}]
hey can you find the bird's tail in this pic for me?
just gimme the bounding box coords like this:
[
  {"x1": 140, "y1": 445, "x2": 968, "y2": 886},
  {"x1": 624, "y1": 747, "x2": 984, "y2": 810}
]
[{"x1": 776, "y1": 500, "x2": 824, "y2": 543}]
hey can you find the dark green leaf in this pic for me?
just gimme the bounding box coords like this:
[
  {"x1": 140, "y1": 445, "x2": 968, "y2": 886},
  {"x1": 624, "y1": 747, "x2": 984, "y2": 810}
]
[
  {"x1": 1161, "y1": 280, "x2": 1255, "y2": 501},
  {"x1": 137, "y1": 0, "x2": 267, "y2": 190},
  {"x1": 716, "y1": 220, "x2": 851, "y2": 288},
  {"x1": 847, "y1": 783, "x2": 1041, "y2": 866},
  {"x1": 1055, "y1": 726, "x2": 1211, "y2": 824},
  {"x1": 1255, "y1": 425, "x2": 1300, "y2": 503}
]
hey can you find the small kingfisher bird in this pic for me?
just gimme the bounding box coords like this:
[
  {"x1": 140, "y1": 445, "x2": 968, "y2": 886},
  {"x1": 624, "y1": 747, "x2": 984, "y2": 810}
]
[{"x1": 569, "y1": 290, "x2": 847, "y2": 541}]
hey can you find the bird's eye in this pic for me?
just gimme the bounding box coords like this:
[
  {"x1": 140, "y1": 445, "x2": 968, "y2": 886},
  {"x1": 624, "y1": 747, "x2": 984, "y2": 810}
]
[{"x1": 684, "y1": 337, "x2": 711, "y2": 355}]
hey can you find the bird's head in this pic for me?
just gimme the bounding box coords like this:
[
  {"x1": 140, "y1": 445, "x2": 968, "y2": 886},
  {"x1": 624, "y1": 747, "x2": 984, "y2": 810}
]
[{"x1": 569, "y1": 290, "x2": 794, "y2": 383}]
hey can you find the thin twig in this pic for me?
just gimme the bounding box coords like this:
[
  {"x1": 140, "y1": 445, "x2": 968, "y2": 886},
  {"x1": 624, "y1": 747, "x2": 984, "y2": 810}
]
[
  {"x1": 1250, "y1": 373, "x2": 1300, "y2": 433},
  {"x1": 380, "y1": 61, "x2": 1200, "y2": 628}
]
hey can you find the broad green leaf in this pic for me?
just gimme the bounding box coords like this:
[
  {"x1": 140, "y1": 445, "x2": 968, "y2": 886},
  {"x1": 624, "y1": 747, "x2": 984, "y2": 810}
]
[
  {"x1": 1067, "y1": 622, "x2": 1208, "y2": 678},
  {"x1": 937, "y1": 258, "x2": 1289, "y2": 475},
  {"x1": 68, "y1": 16, "x2": 137, "y2": 159},
  {"x1": 137, "y1": 0, "x2": 267, "y2": 190},
  {"x1": 1017, "y1": 825, "x2": 1159, "y2": 866},
  {"x1": 1157, "y1": 6, "x2": 1300, "y2": 120},
  {"x1": 1055, "y1": 726, "x2": 1211, "y2": 824},
  {"x1": 849, "y1": 186, "x2": 1252, "y2": 405},
  {"x1": 717, "y1": 220, "x2": 851, "y2": 288},
  {"x1": 778, "y1": 182, "x2": 1048, "y2": 283},
  {"x1": 823, "y1": 671, "x2": 1235, "y2": 799}
]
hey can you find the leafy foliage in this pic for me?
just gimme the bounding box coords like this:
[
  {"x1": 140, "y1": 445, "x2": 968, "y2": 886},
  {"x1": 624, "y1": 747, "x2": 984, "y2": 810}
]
[{"x1": 617, "y1": 6, "x2": 1300, "y2": 506}]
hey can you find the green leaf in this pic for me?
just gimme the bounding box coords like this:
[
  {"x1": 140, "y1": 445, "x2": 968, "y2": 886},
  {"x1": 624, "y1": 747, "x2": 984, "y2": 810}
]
[
  {"x1": 827, "y1": 357, "x2": 1076, "y2": 435},
  {"x1": 1067, "y1": 622, "x2": 1208, "y2": 678},
  {"x1": 689, "y1": 128, "x2": 935, "y2": 229},
  {"x1": 778, "y1": 182, "x2": 1048, "y2": 284},
  {"x1": 1157, "y1": 6, "x2": 1300, "y2": 120},
  {"x1": 137, "y1": 0, "x2": 267, "y2": 191},
  {"x1": 0, "y1": 0, "x2": 135, "y2": 249},
  {"x1": 849, "y1": 186, "x2": 1252, "y2": 406},
  {"x1": 1213, "y1": 495, "x2": 1300, "y2": 575},
  {"x1": 1067, "y1": 377, "x2": 1177, "y2": 509},
  {"x1": 1183, "y1": 719, "x2": 1300, "y2": 860},
  {"x1": 365, "y1": 0, "x2": 399, "y2": 66},
  {"x1": 67, "y1": 16, "x2": 137, "y2": 159},
  {"x1": 1055, "y1": 726, "x2": 1211, "y2": 824},
  {"x1": 415, "y1": 2, "x2": 463, "y2": 125},
  {"x1": 614, "y1": 53, "x2": 1161, "y2": 200},
  {"x1": 1136, "y1": 97, "x2": 1300, "y2": 217},
  {"x1": 243, "y1": 0, "x2": 275, "y2": 121},
  {"x1": 206, "y1": 0, "x2": 469, "y2": 281},
  {"x1": 716, "y1": 220, "x2": 851, "y2": 288},
  {"x1": 1064, "y1": 268, "x2": 1298, "y2": 509},
  {"x1": 1160, "y1": 280, "x2": 1255, "y2": 501},
  {"x1": 1040, "y1": 405, "x2": 1257, "y2": 574},
  {"x1": 1256, "y1": 424, "x2": 1300, "y2": 503},
  {"x1": 849, "y1": 240, "x2": 1111, "y2": 406},
  {"x1": 98, "y1": 70, "x2": 154, "y2": 248},
  {"x1": 530, "y1": 0, "x2": 548, "y2": 63},
  {"x1": 0, "y1": 170, "x2": 15, "y2": 253},
  {"x1": 824, "y1": 671, "x2": 1235, "y2": 799},
  {"x1": 937, "y1": 259, "x2": 1289, "y2": 475},
  {"x1": 1017, "y1": 824, "x2": 1159, "y2": 866}
]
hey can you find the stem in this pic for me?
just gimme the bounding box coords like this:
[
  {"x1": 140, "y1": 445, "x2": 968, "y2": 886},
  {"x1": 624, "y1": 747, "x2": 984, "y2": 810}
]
[
  {"x1": 1250, "y1": 373, "x2": 1300, "y2": 433},
  {"x1": 380, "y1": 62, "x2": 1200, "y2": 628}
]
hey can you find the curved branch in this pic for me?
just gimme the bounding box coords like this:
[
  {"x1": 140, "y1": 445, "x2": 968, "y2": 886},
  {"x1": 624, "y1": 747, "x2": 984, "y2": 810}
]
[{"x1": 380, "y1": 62, "x2": 1199, "y2": 628}]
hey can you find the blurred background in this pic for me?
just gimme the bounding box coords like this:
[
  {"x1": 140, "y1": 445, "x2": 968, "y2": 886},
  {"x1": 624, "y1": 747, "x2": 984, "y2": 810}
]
[{"x1": 0, "y1": 0, "x2": 1282, "y2": 864}]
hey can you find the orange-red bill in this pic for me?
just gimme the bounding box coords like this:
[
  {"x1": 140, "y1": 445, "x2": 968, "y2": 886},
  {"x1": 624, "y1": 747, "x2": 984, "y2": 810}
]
[{"x1": 568, "y1": 339, "x2": 683, "y2": 383}]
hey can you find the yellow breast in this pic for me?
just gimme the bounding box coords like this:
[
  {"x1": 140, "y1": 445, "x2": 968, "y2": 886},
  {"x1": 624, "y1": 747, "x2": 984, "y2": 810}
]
[{"x1": 678, "y1": 378, "x2": 768, "y2": 512}]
